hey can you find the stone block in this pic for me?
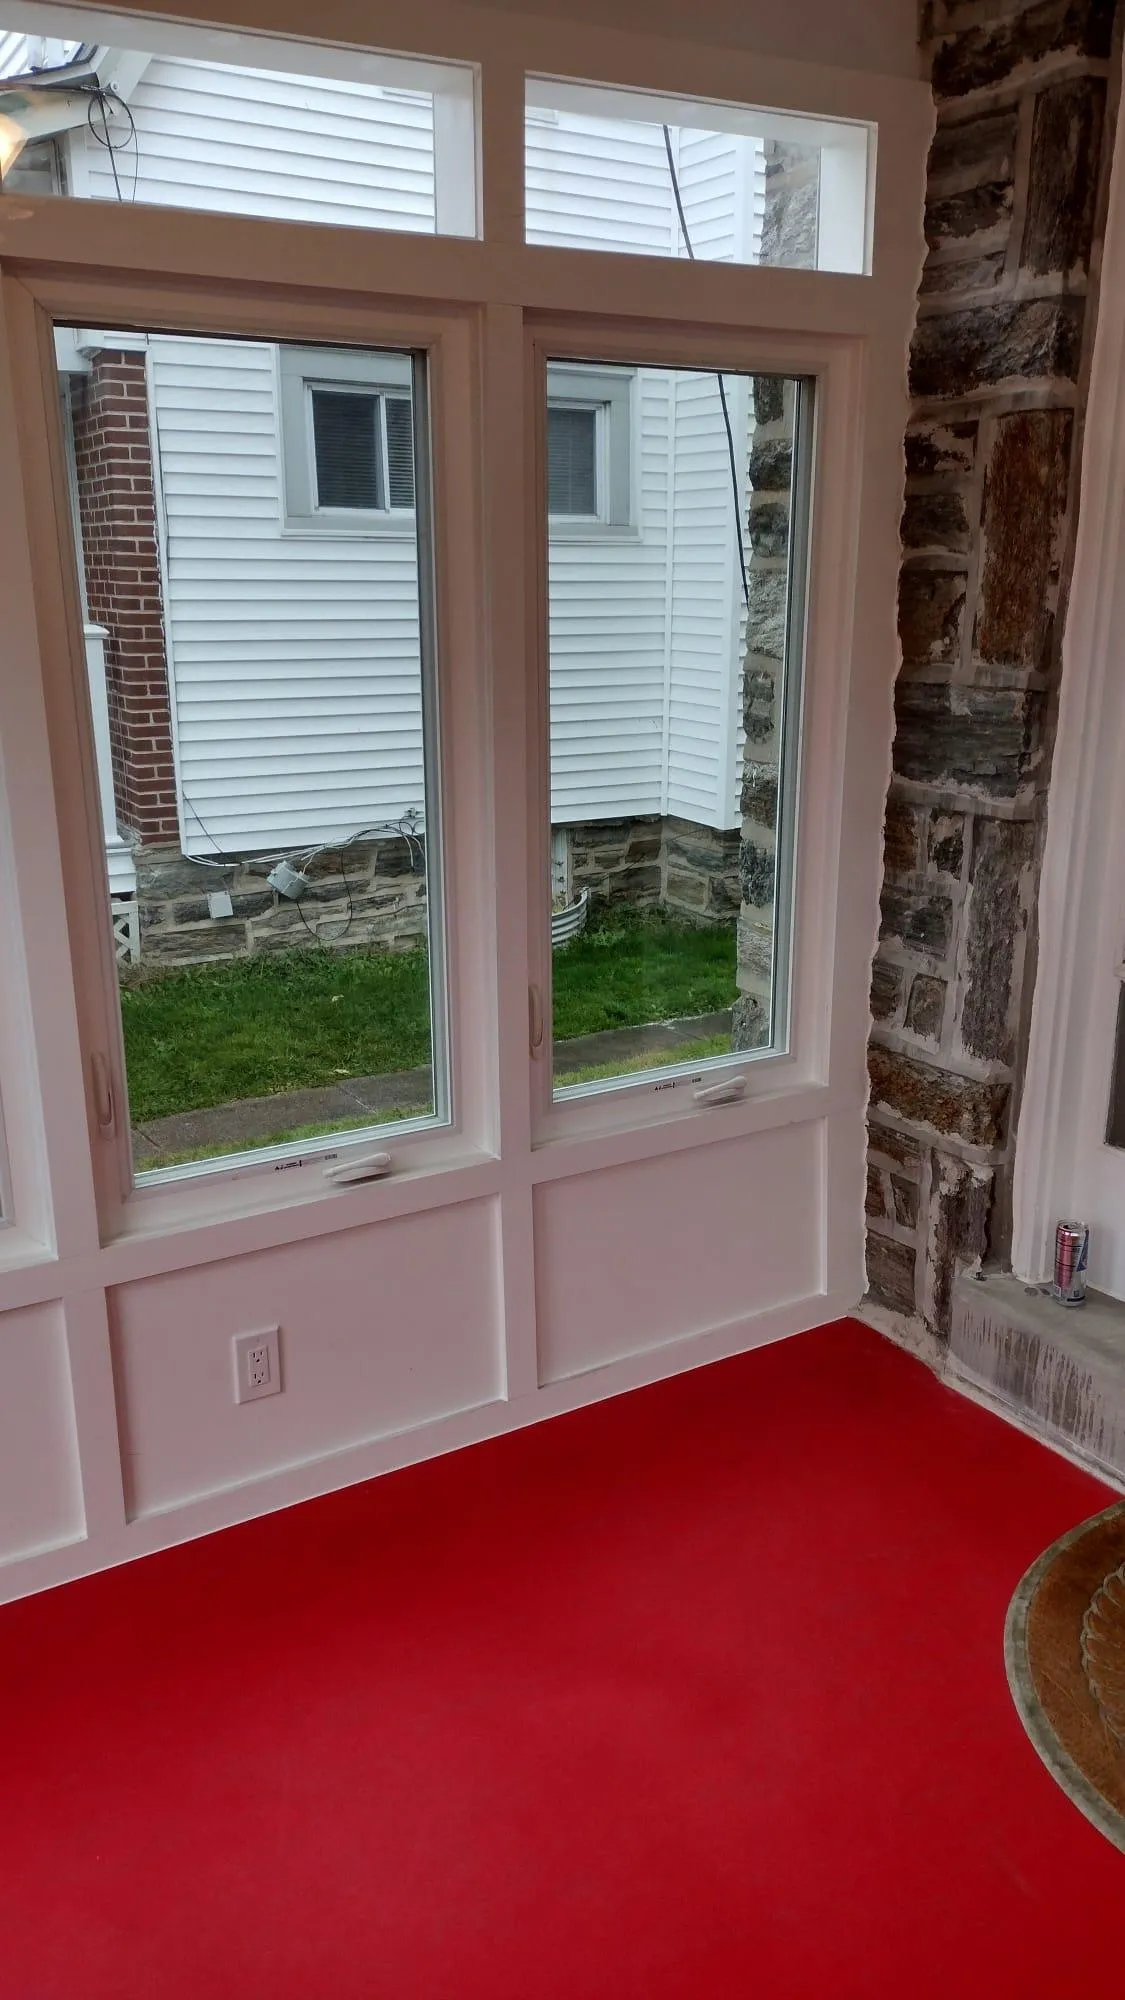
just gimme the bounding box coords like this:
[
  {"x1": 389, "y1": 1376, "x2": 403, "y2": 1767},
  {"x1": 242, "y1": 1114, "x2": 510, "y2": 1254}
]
[
  {"x1": 909, "y1": 298, "x2": 1084, "y2": 400},
  {"x1": 931, "y1": 0, "x2": 1115, "y2": 100},
  {"x1": 748, "y1": 435, "x2": 793, "y2": 493},
  {"x1": 739, "y1": 841, "x2": 775, "y2": 911},
  {"x1": 901, "y1": 492, "x2": 971, "y2": 554},
  {"x1": 135, "y1": 852, "x2": 216, "y2": 897},
  {"x1": 141, "y1": 921, "x2": 249, "y2": 964},
  {"x1": 731, "y1": 993, "x2": 771, "y2": 1050},
  {"x1": 868, "y1": 1044, "x2": 1009, "y2": 1148},
  {"x1": 866, "y1": 1231, "x2": 918, "y2": 1315},
  {"x1": 1022, "y1": 77, "x2": 1105, "y2": 277},
  {"x1": 928, "y1": 108, "x2": 1019, "y2": 182},
  {"x1": 880, "y1": 889, "x2": 953, "y2": 957},
  {"x1": 624, "y1": 832, "x2": 662, "y2": 861},
  {"x1": 753, "y1": 376, "x2": 785, "y2": 425},
  {"x1": 748, "y1": 497, "x2": 790, "y2": 560},
  {"x1": 928, "y1": 1153, "x2": 993, "y2": 1335},
  {"x1": 892, "y1": 1175, "x2": 920, "y2": 1230},
  {"x1": 870, "y1": 958, "x2": 904, "y2": 1023},
  {"x1": 976, "y1": 409, "x2": 1072, "y2": 670},
  {"x1": 586, "y1": 865, "x2": 662, "y2": 904},
  {"x1": 761, "y1": 176, "x2": 817, "y2": 270},
  {"x1": 898, "y1": 568, "x2": 966, "y2": 666},
  {"x1": 746, "y1": 569, "x2": 789, "y2": 662},
  {"x1": 884, "y1": 797, "x2": 921, "y2": 874},
  {"x1": 925, "y1": 179, "x2": 1013, "y2": 248},
  {"x1": 920, "y1": 251, "x2": 1007, "y2": 297},
  {"x1": 960, "y1": 816, "x2": 1036, "y2": 1063},
  {"x1": 744, "y1": 668, "x2": 777, "y2": 742},
  {"x1": 741, "y1": 763, "x2": 779, "y2": 828},
  {"x1": 374, "y1": 840, "x2": 422, "y2": 878},
  {"x1": 664, "y1": 869, "x2": 708, "y2": 911},
  {"x1": 905, "y1": 974, "x2": 947, "y2": 1041},
  {"x1": 929, "y1": 812, "x2": 966, "y2": 877},
  {"x1": 905, "y1": 420, "x2": 978, "y2": 480},
  {"x1": 893, "y1": 683, "x2": 1043, "y2": 799},
  {"x1": 868, "y1": 1121, "x2": 923, "y2": 1173},
  {"x1": 866, "y1": 1165, "x2": 888, "y2": 1219},
  {"x1": 737, "y1": 915, "x2": 775, "y2": 984}
]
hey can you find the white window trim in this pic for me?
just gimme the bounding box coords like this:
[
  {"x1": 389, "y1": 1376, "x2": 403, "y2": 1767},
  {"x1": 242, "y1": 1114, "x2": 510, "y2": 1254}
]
[
  {"x1": 1012, "y1": 109, "x2": 1125, "y2": 1295},
  {"x1": 278, "y1": 343, "x2": 416, "y2": 537}
]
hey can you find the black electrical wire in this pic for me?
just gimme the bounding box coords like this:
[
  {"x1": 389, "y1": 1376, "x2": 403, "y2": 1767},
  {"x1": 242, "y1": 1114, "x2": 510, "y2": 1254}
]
[
  {"x1": 662, "y1": 124, "x2": 750, "y2": 610},
  {"x1": 86, "y1": 87, "x2": 139, "y2": 203}
]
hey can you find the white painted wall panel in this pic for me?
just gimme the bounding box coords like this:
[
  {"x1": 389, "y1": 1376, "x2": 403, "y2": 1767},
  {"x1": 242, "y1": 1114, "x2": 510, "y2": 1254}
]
[
  {"x1": 535, "y1": 1122, "x2": 824, "y2": 1382},
  {"x1": 0, "y1": 1303, "x2": 84, "y2": 1563},
  {"x1": 111, "y1": 1199, "x2": 503, "y2": 1517}
]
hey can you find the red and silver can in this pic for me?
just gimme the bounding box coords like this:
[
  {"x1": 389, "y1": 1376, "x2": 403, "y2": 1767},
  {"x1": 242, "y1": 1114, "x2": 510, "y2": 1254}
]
[{"x1": 1052, "y1": 1221, "x2": 1089, "y2": 1306}]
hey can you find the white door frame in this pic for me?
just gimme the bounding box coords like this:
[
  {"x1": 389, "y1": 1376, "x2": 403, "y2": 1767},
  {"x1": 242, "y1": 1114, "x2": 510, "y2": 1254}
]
[{"x1": 1012, "y1": 104, "x2": 1125, "y2": 1292}]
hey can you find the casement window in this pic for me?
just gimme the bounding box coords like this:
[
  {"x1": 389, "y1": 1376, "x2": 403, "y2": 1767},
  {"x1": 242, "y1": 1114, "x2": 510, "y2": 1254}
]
[{"x1": 280, "y1": 346, "x2": 416, "y2": 532}]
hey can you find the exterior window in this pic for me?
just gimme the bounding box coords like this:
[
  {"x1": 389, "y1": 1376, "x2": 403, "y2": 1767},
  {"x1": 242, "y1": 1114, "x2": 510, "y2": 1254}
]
[
  {"x1": 547, "y1": 406, "x2": 599, "y2": 518},
  {"x1": 545, "y1": 363, "x2": 632, "y2": 533},
  {"x1": 310, "y1": 388, "x2": 415, "y2": 513},
  {"x1": 544, "y1": 362, "x2": 809, "y2": 1103},
  {"x1": 280, "y1": 347, "x2": 415, "y2": 533},
  {"x1": 55, "y1": 326, "x2": 447, "y2": 1182}
]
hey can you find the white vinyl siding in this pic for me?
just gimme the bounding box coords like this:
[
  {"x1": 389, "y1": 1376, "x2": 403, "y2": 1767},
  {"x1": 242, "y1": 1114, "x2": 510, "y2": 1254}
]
[
  {"x1": 71, "y1": 58, "x2": 435, "y2": 231},
  {"x1": 148, "y1": 337, "x2": 425, "y2": 856}
]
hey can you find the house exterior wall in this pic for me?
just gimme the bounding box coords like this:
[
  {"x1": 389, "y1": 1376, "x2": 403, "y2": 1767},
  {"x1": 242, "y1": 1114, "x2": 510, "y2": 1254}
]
[
  {"x1": 864, "y1": 0, "x2": 1121, "y2": 1344},
  {"x1": 70, "y1": 347, "x2": 179, "y2": 846}
]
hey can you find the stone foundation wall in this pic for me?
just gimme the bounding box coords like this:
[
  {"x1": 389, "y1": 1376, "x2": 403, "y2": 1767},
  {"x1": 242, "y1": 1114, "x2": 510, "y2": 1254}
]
[
  {"x1": 134, "y1": 836, "x2": 428, "y2": 965},
  {"x1": 564, "y1": 815, "x2": 740, "y2": 923},
  {"x1": 865, "y1": 0, "x2": 1121, "y2": 1341}
]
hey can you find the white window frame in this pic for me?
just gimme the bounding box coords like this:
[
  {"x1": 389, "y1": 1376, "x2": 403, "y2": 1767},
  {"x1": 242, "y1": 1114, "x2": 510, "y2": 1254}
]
[
  {"x1": 0, "y1": 0, "x2": 930, "y2": 1608},
  {"x1": 278, "y1": 344, "x2": 417, "y2": 536}
]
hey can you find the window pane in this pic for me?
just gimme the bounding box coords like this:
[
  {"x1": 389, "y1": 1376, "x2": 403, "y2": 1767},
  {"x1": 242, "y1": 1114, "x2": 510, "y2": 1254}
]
[
  {"x1": 311, "y1": 390, "x2": 380, "y2": 510},
  {"x1": 548, "y1": 406, "x2": 598, "y2": 517},
  {"x1": 54, "y1": 326, "x2": 445, "y2": 1180},
  {"x1": 525, "y1": 78, "x2": 872, "y2": 275},
  {"x1": 545, "y1": 361, "x2": 807, "y2": 1101},
  {"x1": 0, "y1": 20, "x2": 477, "y2": 236},
  {"x1": 384, "y1": 396, "x2": 416, "y2": 510}
]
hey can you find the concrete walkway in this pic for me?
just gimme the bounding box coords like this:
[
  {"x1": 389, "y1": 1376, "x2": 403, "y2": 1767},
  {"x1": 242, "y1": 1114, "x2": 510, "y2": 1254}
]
[{"x1": 132, "y1": 1010, "x2": 733, "y2": 1164}]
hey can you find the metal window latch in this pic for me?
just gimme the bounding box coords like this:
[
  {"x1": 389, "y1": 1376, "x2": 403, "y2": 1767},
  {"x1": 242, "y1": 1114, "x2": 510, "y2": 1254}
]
[
  {"x1": 323, "y1": 1150, "x2": 393, "y2": 1187},
  {"x1": 529, "y1": 984, "x2": 544, "y2": 1056},
  {"x1": 90, "y1": 1052, "x2": 115, "y2": 1133},
  {"x1": 693, "y1": 1075, "x2": 747, "y2": 1107}
]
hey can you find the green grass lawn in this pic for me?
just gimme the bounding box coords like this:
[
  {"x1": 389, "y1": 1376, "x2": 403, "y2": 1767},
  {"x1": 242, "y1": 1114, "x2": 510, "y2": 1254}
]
[{"x1": 122, "y1": 908, "x2": 737, "y2": 1123}]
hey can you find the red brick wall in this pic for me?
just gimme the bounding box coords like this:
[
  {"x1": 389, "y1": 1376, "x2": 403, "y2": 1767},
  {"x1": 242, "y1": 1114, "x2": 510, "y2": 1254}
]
[{"x1": 71, "y1": 350, "x2": 179, "y2": 844}]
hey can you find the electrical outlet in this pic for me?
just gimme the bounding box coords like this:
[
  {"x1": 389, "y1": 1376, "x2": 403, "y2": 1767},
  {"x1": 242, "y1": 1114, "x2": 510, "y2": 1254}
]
[{"x1": 233, "y1": 1326, "x2": 282, "y2": 1404}]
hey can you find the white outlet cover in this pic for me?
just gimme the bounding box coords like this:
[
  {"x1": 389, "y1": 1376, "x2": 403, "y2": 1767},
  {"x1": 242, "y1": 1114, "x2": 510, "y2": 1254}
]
[{"x1": 232, "y1": 1326, "x2": 282, "y2": 1404}]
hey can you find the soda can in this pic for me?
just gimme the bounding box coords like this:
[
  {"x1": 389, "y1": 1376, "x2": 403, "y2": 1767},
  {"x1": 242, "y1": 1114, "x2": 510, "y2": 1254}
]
[{"x1": 1052, "y1": 1221, "x2": 1089, "y2": 1306}]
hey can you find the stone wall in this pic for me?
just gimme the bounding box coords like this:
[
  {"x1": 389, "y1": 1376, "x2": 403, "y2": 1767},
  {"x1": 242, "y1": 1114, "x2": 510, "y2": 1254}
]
[
  {"x1": 134, "y1": 836, "x2": 428, "y2": 965},
  {"x1": 71, "y1": 349, "x2": 179, "y2": 844},
  {"x1": 732, "y1": 375, "x2": 796, "y2": 1049},
  {"x1": 563, "y1": 815, "x2": 740, "y2": 923},
  {"x1": 865, "y1": 0, "x2": 1121, "y2": 1343}
]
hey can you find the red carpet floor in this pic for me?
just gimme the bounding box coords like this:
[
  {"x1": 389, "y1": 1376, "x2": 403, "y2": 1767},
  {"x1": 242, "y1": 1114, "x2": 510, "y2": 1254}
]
[{"x1": 1, "y1": 1318, "x2": 1120, "y2": 1998}]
